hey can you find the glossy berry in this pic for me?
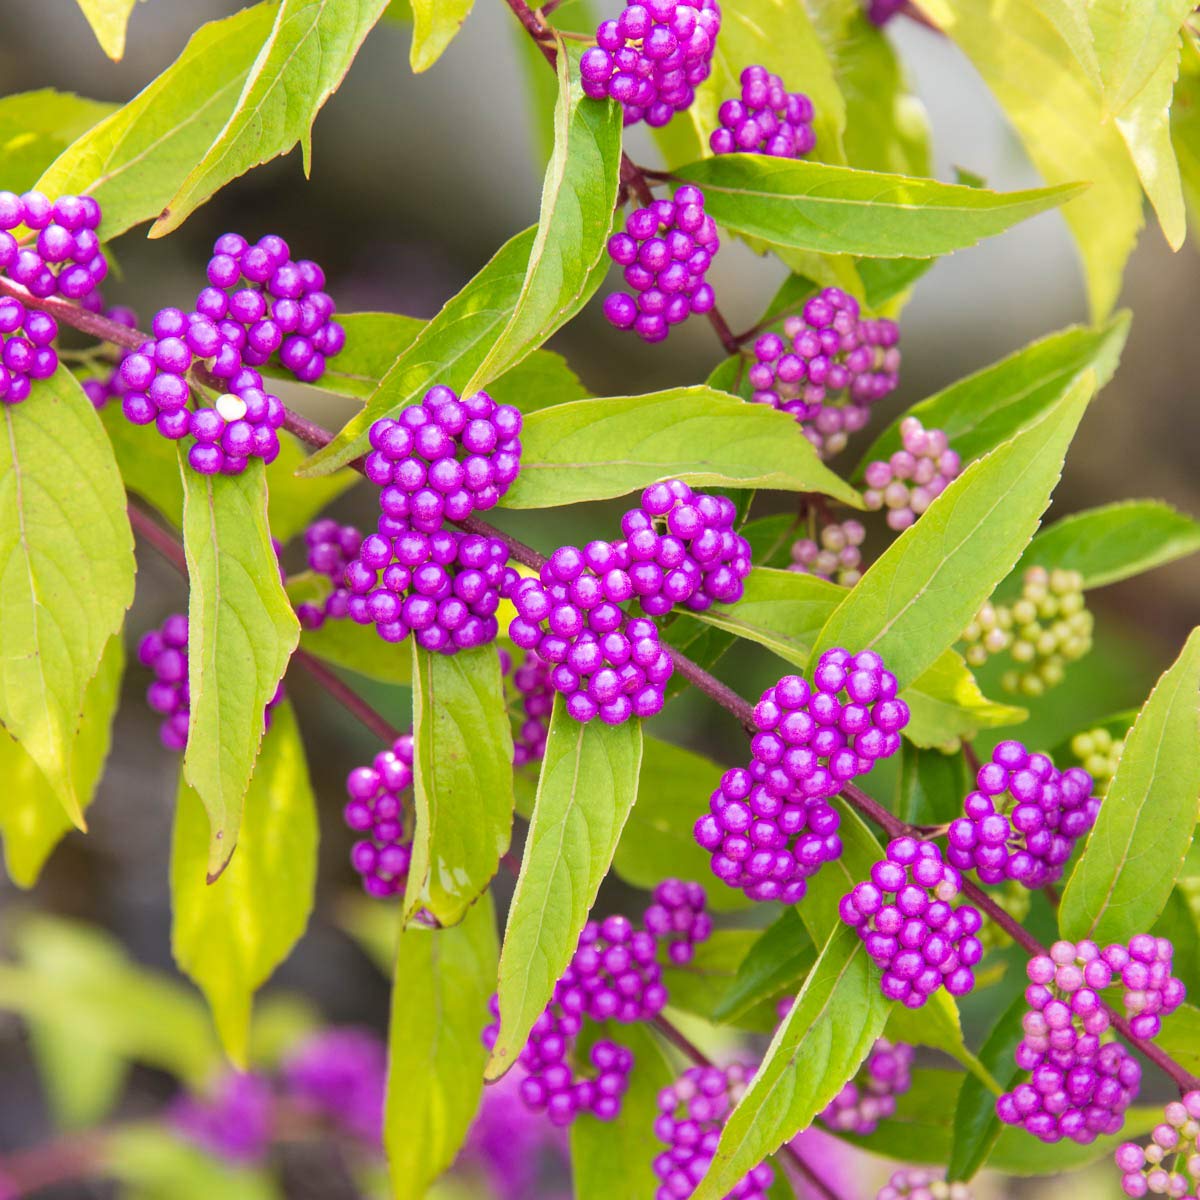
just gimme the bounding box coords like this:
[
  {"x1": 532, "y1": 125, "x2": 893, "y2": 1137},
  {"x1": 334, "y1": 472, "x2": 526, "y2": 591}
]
[
  {"x1": 282, "y1": 1029, "x2": 386, "y2": 1145},
  {"x1": 878, "y1": 1171, "x2": 972, "y2": 1200},
  {"x1": 789, "y1": 518, "x2": 866, "y2": 586},
  {"x1": 1115, "y1": 1090, "x2": 1200, "y2": 1199},
  {"x1": 710, "y1": 65, "x2": 815, "y2": 158},
  {"x1": 863, "y1": 417, "x2": 961, "y2": 532},
  {"x1": 557, "y1": 914, "x2": 668, "y2": 1025},
  {"x1": 1106, "y1": 936, "x2": 1187, "y2": 1040},
  {"x1": 642, "y1": 878, "x2": 712, "y2": 965},
  {"x1": 344, "y1": 734, "x2": 414, "y2": 898},
  {"x1": 840, "y1": 837, "x2": 983, "y2": 1007},
  {"x1": 603, "y1": 187, "x2": 719, "y2": 342},
  {"x1": 169, "y1": 1071, "x2": 274, "y2": 1163},
  {"x1": 0, "y1": 190, "x2": 108, "y2": 301},
  {"x1": 0, "y1": 295, "x2": 58, "y2": 404}
]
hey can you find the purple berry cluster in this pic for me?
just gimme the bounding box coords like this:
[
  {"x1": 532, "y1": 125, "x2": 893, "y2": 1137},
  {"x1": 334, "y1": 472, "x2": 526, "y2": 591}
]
[
  {"x1": 789, "y1": 518, "x2": 866, "y2": 587},
  {"x1": 580, "y1": 1, "x2": 722, "y2": 128},
  {"x1": 710, "y1": 66, "x2": 816, "y2": 158},
  {"x1": 557, "y1": 914, "x2": 669, "y2": 1024},
  {"x1": 863, "y1": 418, "x2": 961, "y2": 532},
  {"x1": 695, "y1": 649, "x2": 909, "y2": 904},
  {"x1": 169, "y1": 1071, "x2": 275, "y2": 1163},
  {"x1": 282, "y1": 1029, "x2": 387, "y2": 1145},
  {"x1": 602, "y1": 187, "x2": 719, "y2": 342},
  {"x1": 200, "y1": 232, "x2": 344, "y2": 384},
  {"x1": 344, "y1": 733, "x2": 415, "y2": 899},
  {"x1": 1115, "y1": 1091, "x2": 1200, "y2": 1199},
  {"x1": 643, "y1": 878, "x2": 713, "y2": 965},
  {"x1": 1109, "y1": 936, "x2": 1187, "y2": 1040},
  {"x1": 652, "y1": 1063, "x2": 774, "y2": 1200},
  {"x1": 296, "y1": 518, "x2": 364, "y2": 629},
  {"x1": 0, "y1": 295, "x2": 57, "y2": 404},
  {"x1": 997, "y1": 940, "x2": 1144, "y2": 1144},
  {"x1": 504, "y1": 649, "x2": 554, "y2": 766},
  {"x1": 79, "y1": 300, "x2": 138, "y2": 409},
  {"x1": 946, "y1": 741, "x2": 1100, "y2": 891},
  {"x1": 0, "y1": 190, "x2": 107, "y2": 300},
  {"x1": 840, "y1": 838, "x2": 983, "y2": 1008},
  {"x1": 819, "y1": 1037, "x2": 914, "y2": 1135},
  {"x1": 878, "y1": 1171, "x2": 972, "y2": 1200}
]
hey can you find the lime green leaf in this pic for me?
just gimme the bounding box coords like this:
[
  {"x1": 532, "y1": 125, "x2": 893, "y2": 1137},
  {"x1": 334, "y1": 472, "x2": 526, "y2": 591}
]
[
  {"x1": 268, "y1": 433, "x2": 358, "y2": 545},
  {"x1": 0, "y1": 634, "x2": 123, "y2": 888},
  {"x1": 885, "y1": 990, "x2": 998, "y2": 1091},
  {"x1": 39, "y1": 6, "x2": 277, "y2": 241},
  {"x1": 0, "y1": 371, "x2": 134, "y2": 826},
  {"x1": 504, "y1": 390, "x2": 861, "y2": 510},
  {"x1": 172, "y1": 702, "x2": 317, "y2": 1066},
  {"x1": 1039, "y1": 0, "x2": 1102, "y2": 85},
  {"x1": 338, "y1": 894, "x2": 400, "y2": 975},
  {"x1": 410, "y1": 0, "x2": 474, "y2": 71},
  {"x1": 902, "y1": 650, "x2": 1028, "y2": 747},
  {"x1": 811, "y1": 374, "x2": 1094, "y2": 691},
  {"x1": 912, "y1": 0, "x2": 1144, "y2": 318},
  {"x1": 671, "y1": 153, "x2": 1084, "y2": 258},
  {"x1": 854, "y1": 314, "x2": 1129, "y2": 475},
  {"x1": 1088, "y1": 0, "x2": 1193, "y2": 116},
  {"x1": 300, "y1": 617, "x2": 413, "y2": 686},
  {"x1": 181, "y1": 458, "x2": 300, "y2": 879},
  {"x1": 1157, "y1": 1002, "x2": 1200, "y2": 1078},
  {"x1": 0, "y1": 90, "x2": 115, "y2": 193},
  {"x1": 487, "y1": 697, "x2": 642, "y2": 1079},
  {"x1": 1172, "y1": 33, "x2": 1200, "y2": 232},
  {"x1": 691, "y1": 925, "x2": 888, "y2": 1200},
  {"x1": 385, "y1": 892, "x2": 498, "y2": 1200},
  {"x1": 1009, "y1": 500, "x2": 1200, "y2": 590},
  {"x1": 799, "y1": 799, "x2": 884, "y2": 943},
  {"x1": 152, "y1": 0, "x2": 390, "y2": 236},
  {"x1": 73, "y1": 0, "x2": 139, "y2": 60},
  {"x1": 896, "y1": 741, "x2": 973, "y2": 826},
  {"x1": 712, "y1": 910, "x2": 817, "y2": 1025},
  {"x1": 1060, "y1": 627, "x2": 1200, "y2": 943},
  {"x1": 571, "y1": 1021, "x2": 676, "y2": 1200},
  {"x1": 464, "y1": 45, "x2": 620, "y2": 393},
  {"x1": 405, "y1": 644, "x2": 513, "y2": 927}
]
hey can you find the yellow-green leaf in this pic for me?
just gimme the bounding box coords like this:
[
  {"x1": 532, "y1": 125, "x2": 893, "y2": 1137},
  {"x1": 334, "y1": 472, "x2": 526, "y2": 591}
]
[
  {"x1": 73, "y1": 0, "x2": 139, "y2": 60},
  {"x1": 410, "y1": 0, "x2": 475, "y2": 71}
]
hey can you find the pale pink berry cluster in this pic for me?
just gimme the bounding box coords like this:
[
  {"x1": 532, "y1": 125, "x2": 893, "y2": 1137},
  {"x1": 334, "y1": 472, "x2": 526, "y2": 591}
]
[{"x1": 863, "y1": 417, "x2": 961, "y2": 532}]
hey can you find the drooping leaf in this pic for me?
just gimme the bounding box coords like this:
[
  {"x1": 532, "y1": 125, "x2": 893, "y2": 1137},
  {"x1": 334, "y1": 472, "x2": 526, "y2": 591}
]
[
  {"x1": 0, "y1": 89, "x2": 115, "y2": 193},
  {"x1": 713, "y1": 910, "x2": 817, "y2": 1025},
  {"x1": 504, "y1": 390, "x2": 861, "y2": 510},
  {"x1": 1007, "y1": 500, "x2": 1200, "y2": 591},
  {"x1": 671, "y1": 153, "x2": 1084, "y2": 258},
  {"x1": 811, "y1": 374, "x2": 1094, "y2": 691},
  {"x1": 385, "y1": 892, "x2": 498, "y2": 1200},
  {"x1": 895, "y1": 741, "x2": 974, "y2": 827},
  {"x1": 488, "y1": 698, "x2": 642, "y2": 1079},
  {"x1": 152, "y1": 0, "x2": 391, "y2": 236},
  {"x1": 690, "y1": 925, "x2": 889, "y2": 1200},
  {"x1": 901, "y1": 651, "x2": 1028, "y2": 747},
  {"x1": 0, "y1": 634, "x2": 123, "y2": 888},
  {"x1": 405, "y1": 644, "x2": 513, "y2": 927},
  {"x1": 1059, "y1": 628, "x2": 1200, "y2": 943},
  {"x1": 0, "y1": 370, "x2": 134, "y2": 826},
  {"x1": 171, "y1": 702, "x2": 317, "y2": 1066},
  {"x1": 39, "y1": 5, "x2": 277, "y2": 240},
  {"x1": 1087, "y1": 0, "x2": 1193, "y2": 117},
  {"x1": 464, "y1": 44, "x2": 621, "y2": 392},
  {"x1": 854, "y1": 314, "x2": 1129, "y2": 475},
  {"x1": 409, "y1": 0, "x2": 475, "y2": 71},
  {"x1": 181, "y1": 458, "x2": 300, "y2": 879},
  {"x1": 72, "y1": 0, "x2": 139, "y2": 60}
]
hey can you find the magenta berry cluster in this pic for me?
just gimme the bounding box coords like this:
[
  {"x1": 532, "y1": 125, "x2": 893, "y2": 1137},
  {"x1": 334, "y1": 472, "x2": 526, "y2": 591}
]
[
  {"x1": 1115, "y1": 1091, "x2": 1200, "y2": 1199},
  {"x1": 0, "y1": 296, "x2": 57, "y2": 404},
  {"x1": 0, "y1": 190, "x2": 107, "y2": 300},
  {"x1": 863, "y1": 417, "x2": 962, "y2": 531},
  {"x1": 282, "y1": 1029, "x2": 387, "y2": 1145},
  {"x1": 820, "y1": 1037, "x2": 915, "y2": 1135},
  {"x1": 840, "y1": 837, "x2": 983, "y2": 1008},
  {"x1": 652, "y1": 1063, "x2": 774, "y2": 1200},
  {"x1": 504, "y1": 649, "x2": 554, "y2": 766},
  {"x1": 557, "y1": 914, "x2": 669, "y2": 1024},
  {"x1": 997, "y1": 940, "x2": 1145, "y2": 1144},
  {"x1": 946, "y1": 740, "x2": 1100, "y2": 890},
  {"x1": 296, "y1": 518, "x2": 364, "y2": 629},
  {"x1": 343, "y1": 733, "x2": 415, "y2": 899},
  {"x1": 602, "y1": 187, "x2": 719, "y2": 343},
  {"x1": 580, "y1": 0, "x2": 722, "y2": 128},
  {"x1": 643, "y1": 878, "x2": 713, "y2": 965},
  {"x1": 878, "y1": 1170, "x2": 972, "y2": 1200},
  {"x1": 200, "y1": 232, "x2": 344, "y2": 384},
  {"x1": 169, "y1": 1071, "x2": 275, "y2": 1163},
  {"x1": 709, "y1": 65, "x2": 815, "y2": 158},
  {"x1": 1108, "y1": 936, "x2": 1187, "y2": 1040}
]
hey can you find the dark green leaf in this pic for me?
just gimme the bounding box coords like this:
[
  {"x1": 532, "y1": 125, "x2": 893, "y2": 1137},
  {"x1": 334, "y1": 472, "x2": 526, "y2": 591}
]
[
  {"x1": 660, "y1": 930, "x2": 764, "y2": 1027},
  {"x1": 895, "y1": 741, "x2": 973, "y2": 826},
  {"x1": 713, "y1": 910, "x2": 816, "y2": 1025}
]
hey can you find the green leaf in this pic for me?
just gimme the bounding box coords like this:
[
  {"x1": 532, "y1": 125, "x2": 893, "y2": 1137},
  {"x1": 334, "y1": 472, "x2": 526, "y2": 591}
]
[
  {"x1": 298, "y1": 227, "x2": 536, "y2": 476},
  {"x1": 409, "y1": 0, "x2": 474, "y2": 71},
  {"x1": 171, "y1": 702, "x2": 317, "y2": 1066},
  {"x1": 854, "y1": 315, "x2": 1129, "y2": 475},
  {"x1": 0, "y1": 370, "x2": 134, "y2": 826},
  {"x1": 1157, "y1": 1002, "x2": 1200, "y2": 1078},
  {"x1": 885, "y1": 990, "x2": 998, "y2": 1092},
  {"x1": 1087, "y1": 0, "x2": 1193, "y2": 117},
  {"x1": 1153, "y1": 886, "x2": 1200, "y2": 998},
  {"x1": 464, "y1": 44, "x2": 620, "y2": 393},
  {"x1": 73, "y1": 0, "x2": 139, "y2": 59},
  {"x1": 384, "y1": 892, "x2": 498, "y2": 1200},
  {"x1": 902, "y1": 650, "x2": 1027, "y2": 747},
  {"x1": 338, "y1": 894, "x2": 401, "y2": 975},
  {"x1": 1172, "y1": 33, "x2": 1200, "y2": 233},
  {"x1": 690, "y1": 925, "x2": 889, "y2": 1200},
  {"x1": 39, "y1": 6, "x2": 277, "y2": 241},
  {"x1": 181, "y1": 458, "x2": 299, "y2": 879},
  {"x1": 671, "y1": 153, "x2": 1084, "y2": 258},
  {"x1": 660, "y1": 930, "x2": 765, "y2": 1027},
  {"x1": 405, "y1": 644, "x2": 514, "y2": 927},
  {"x1": 811, "y1": 373, "x2": 1094, "y2": 691},
  {"x1": 487, "y1": 697, "x2": 642, "y2": 1079},
  {"x1": 299, "y1": 616, "x2": 413, "y2": 686},
  {"x1": 102, "y1": 403, "x2": 184, "y2": 526},
  {"x1": 896, "y1": 741, "x2": 973, "y2": 826},
  {"x1": 504, "y1": 390, "x2": 861, "y2": 510},
  {"x1": 571, "y1": 1021, "x2": 675, "y2": 1200},
  {"x1": 612, "y1": 735, "x2": 752, "y2": 912},
  {"x1": 1008, "y1": 500, "x2": 1200, "y2": 591},
  {"x1": 712, "y1": 910, "x2": 817, "y2": 1025},
  {"x1": 268, "y1": 434, "x2": 359, "y2": 545},
  {"x1": 152, "y1": 0, "x2": 390, "y2": 236},
  {"x1": 0, "y1": 90, "x2": 115, "y2": 193},
  {"x1": 0, "y1": 633, "x2": 123, "y2": 888},
  {"x1": 1059, "y1": 627, "x2": 1200, "y2": 943},
  {"x1": 912, "y1": 0, "x2": 1144, "y2": 318}
]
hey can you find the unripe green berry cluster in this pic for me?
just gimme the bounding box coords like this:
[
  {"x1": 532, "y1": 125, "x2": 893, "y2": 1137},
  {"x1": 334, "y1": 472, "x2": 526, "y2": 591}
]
[{"x1": 1070, "y1": 726, "x2": 1125, "y2": 797}]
